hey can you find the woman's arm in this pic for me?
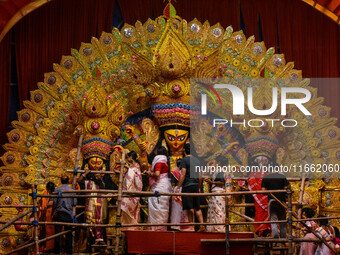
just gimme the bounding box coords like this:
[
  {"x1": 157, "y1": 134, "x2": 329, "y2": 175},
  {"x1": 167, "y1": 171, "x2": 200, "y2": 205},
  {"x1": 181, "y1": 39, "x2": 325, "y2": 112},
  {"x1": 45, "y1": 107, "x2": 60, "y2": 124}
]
[
  {"x1": 149, "y1": 163, "x2": 162, "y2": 178},
  {"x1": 329, "y1": 226, "x2": 336, "y2": 241},
  {"x1": 212, "y1": 181, "x2": 225, "y2": 186},
  {"x1": 151, "y1": 171, "x2": 161, "y2": 177}
]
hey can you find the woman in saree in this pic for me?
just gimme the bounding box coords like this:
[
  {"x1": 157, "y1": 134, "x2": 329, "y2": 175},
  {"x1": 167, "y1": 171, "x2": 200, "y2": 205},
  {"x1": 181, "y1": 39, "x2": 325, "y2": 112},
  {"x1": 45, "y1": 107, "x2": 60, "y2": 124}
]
[
  {"x1": 206, "y1": 172, "x2": 226, "y2": 232},
  {"x1": 121, "y1": 151, "x2": 143, "y2": 230},
  {"x1": 315, "y1": 216, "x2": 336, "y2": 255},
  {"x1": 170, "y1": 159, "x2": 189, "y2": 231},
  {"x1": 300, "y1": 207, "x2": 318, "y2": 255},
  {"x1": 206, "y1": 156, "x2": 230, "y2": 232},
  {"x1": 147, "y1": 146, "x2": 172, "y2": 231},
  {"x1": 39, "y1": 181, "x2": 55, "y2": 252},
  {"x1": 247, "y1": 156, "x2": 271, "y2": 237}
]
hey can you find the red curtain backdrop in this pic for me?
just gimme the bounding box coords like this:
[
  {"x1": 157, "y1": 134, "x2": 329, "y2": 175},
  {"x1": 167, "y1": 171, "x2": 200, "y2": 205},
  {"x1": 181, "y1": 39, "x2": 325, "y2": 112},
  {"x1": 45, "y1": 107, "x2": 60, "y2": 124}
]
[
  {"x1": 14, "y1": 0, "x2": 115, "y2": 105},
  {"x1": 0, "y1": 32, "x2": 11, "y2": 154},
  {"x1": 274, "y1": 0, "x2": 340, "y2": 122}
]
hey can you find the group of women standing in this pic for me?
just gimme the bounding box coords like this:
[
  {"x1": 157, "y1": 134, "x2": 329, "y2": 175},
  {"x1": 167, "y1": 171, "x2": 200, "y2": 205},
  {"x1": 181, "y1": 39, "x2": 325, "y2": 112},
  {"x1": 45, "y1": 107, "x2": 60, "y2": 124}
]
[
  {"x1": 122, "y1": 146, "x2": 340, "y2": 255},
  {"x1": 121, "y1": 146, "x2": 229, "y2": 233},
  {"x1": 121, "y1": 151, "x2": 144, "y2": 230},
  {"x1": 121, "y1": 146, "x2": 177, "y2": 231}
]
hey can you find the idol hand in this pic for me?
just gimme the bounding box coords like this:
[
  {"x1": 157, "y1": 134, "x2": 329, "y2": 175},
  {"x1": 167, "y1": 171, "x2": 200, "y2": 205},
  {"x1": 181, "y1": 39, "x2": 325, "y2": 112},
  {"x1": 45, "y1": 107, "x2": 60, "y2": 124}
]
[{"x1": 125, "y1": 125, "x2": 135, "y2": 135}]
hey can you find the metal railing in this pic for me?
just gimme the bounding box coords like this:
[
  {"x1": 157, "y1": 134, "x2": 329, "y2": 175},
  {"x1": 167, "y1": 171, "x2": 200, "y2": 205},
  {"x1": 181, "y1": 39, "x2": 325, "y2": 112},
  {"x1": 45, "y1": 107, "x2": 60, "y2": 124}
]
[{"x1": 1, "y1": 188, "x2": 339, "y2": 255}]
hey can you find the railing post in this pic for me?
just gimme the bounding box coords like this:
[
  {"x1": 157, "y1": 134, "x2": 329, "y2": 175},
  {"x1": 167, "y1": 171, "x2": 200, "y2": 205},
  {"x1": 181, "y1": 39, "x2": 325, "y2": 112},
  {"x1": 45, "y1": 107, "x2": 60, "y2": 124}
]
[
  {"x1": 5, "y1": 188, "x2": 340, "y2": 254},
  {"x1": 296, "y1": 174, "x2": 306, "y2": 254},
  {"x1": 287, "y1": 188, "x2": 293, "y2": 255},
  {"x1": 72, "y1": 133, "x2": 83, "y2": 253},
  {"x1": 115, "y1": 150, "x2": 126, "y2": 255},
  {"x1": 225, "y1": 196, "x2": 230, "y2": 255},
  {"x1": 32, "y1": 185, "x2": 39, "y2": 254}
]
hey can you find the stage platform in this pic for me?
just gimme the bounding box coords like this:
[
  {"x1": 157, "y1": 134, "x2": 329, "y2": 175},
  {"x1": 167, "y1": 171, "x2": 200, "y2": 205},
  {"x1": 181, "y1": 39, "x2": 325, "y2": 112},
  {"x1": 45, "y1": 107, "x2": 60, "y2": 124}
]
[{"x1": 125, "y1": 231, "x2": 254, "y2": 255}]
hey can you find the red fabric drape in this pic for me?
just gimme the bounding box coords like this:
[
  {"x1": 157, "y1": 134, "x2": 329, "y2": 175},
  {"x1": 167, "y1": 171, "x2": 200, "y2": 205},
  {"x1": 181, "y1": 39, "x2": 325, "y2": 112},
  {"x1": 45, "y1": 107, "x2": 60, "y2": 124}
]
[
  {"x1": 238, "y1": 0, "x2": 340, "y2": 77},
  {"x1": 119, "y1": 0, "x2": 155, "y2": 25},
  {"x1": 153, "y1": 0, "x2": 240, "y2": 29},
  {"x1": 240, "y1": 0, "x2": 279, "y2": 49},
  {"x1": 240, "y1": 0, "x2": 259, "y2": 39},
  {"x1": 276, "y1": 0, "x2": 339, "y2": 77},
  {"x1": 0, "y1": 32, "x2": 11, "y2": 155},
  {"x1": 14, "y1": 0, "x2": 115, "y2": 105},
  {"x1": 276, "y1": 0, "x2": 340, "y2": 119},
  {"x1": 239, "y1": 0, "x2": 340, "y2": 119},
  {"x1": 125, "y1": 231, "x2": 253, "y2": 254}
]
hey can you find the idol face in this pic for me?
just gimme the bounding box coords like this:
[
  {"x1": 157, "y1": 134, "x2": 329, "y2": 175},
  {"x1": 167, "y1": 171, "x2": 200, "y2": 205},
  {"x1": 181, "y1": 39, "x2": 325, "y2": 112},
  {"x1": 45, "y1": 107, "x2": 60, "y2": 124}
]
[
  {"x1": 164, "y1": 129, "x2": 189, "y2": 151},
  {"x1": 88, "y1": 157, "x2": 104, "y2": 170},
  {"x1": 253, "y1": 155, "x2": 269, "y2": 168}
]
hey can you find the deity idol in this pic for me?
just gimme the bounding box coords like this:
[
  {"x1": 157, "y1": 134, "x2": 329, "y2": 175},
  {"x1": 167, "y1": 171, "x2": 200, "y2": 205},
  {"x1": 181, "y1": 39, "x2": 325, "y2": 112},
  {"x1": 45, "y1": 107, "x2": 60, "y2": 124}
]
[{"x1": 72, "y1": 81, "x2": 124, "y2": 245}]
